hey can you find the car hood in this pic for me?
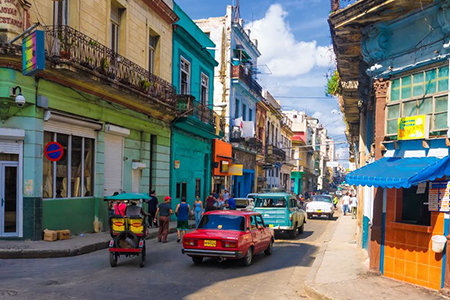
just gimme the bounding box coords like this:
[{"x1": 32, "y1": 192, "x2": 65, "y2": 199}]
[
  {"x1": 185, "y1": 229, "x2": 243, "y2": 240},
  {"x1": 307, "y1": 202, "x2": 333, "y2": 209}
]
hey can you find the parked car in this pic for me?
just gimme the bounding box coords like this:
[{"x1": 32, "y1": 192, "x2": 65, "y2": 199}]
[
  {"x1": 234, "y1": 198, "x2": 254, "y2": 210},
  {"x1": 252, "y1": 192, "x2": 306, "y2": 238},
  {"x1": 306, "y1": 195, "x2": 334, "y2": 220},
  {"x1": 181, "y1": 211, "x2": 274, "y2": 266},
  {"x1": 336, "y1": 190, "x2": 342, "y2": 196}
]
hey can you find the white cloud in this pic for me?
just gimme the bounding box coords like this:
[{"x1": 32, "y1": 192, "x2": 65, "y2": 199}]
[{"x1": 246, "y1": 4, "x2": 334, "y2": 77}]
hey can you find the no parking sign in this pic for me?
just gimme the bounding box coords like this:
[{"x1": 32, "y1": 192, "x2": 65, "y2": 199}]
[{"x1": 44, "y1": 142, "x2": 64, "y2": 162}]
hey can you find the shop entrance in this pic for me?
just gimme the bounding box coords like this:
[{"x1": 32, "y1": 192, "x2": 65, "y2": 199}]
[{"x1": 0, "y1": 160, "x2": 19, "y2": 236}]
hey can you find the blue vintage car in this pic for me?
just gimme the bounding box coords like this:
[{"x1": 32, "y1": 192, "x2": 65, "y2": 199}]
[{"x1": 252, "y1": 192, "x2": 306, "y2": 238}]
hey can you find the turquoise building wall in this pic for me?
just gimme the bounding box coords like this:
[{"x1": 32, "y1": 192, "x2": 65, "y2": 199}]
[{"x1": 170, "y1": 3, "x2": 218, "y2": 212}]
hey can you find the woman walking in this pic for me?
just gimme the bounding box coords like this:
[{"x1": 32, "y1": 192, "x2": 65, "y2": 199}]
[
  {"x1": 193, "y1": 196, "x2": 203, "y2": 227},
  {"x1": 217, "y1": 194, "x2": 225, "y2": 210},
  {"x1": 154, "y1": 196, "x2": 173, "y2": 243},
  {"x1": 175, "y1": 199, "x2": 191, "y2": 243}
]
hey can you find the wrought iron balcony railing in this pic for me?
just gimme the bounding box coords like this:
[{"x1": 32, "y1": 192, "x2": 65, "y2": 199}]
[
  {"x1": 231, "y1": 65, "x2": 262, "y2": 98},
  {"x1": 44, "y1": 25, "x2": 176, "y2": 107},
  {"x1": 266, "y1": 144, "x2": 287, "y2": 161},
  {"x1": 176, "y1": 95, "x2": 214, "y2": 125}
]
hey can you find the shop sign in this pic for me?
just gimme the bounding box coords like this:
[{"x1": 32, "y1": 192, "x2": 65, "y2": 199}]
[
  {"x1": 398, "y1": 115, "x2": 430, "y2": 140},
  {"x1": 174, "y1": 160, "x2": 180, "y2": 169},
  {"x1": 428, "y1": 181, "x2": 450, "y2": 212},
  {"x1": 228, "y1": 164, "x2": 243, "y2": 176},
  {"x1": 220, "y1": 160, "x2": 229, "y2": 173},
  {"x1": 0, "y1": 0, "x2": 24, "y2": 34},
  {"x1": 22, "y1": 30, "x2": 45, "y2": 76},
  {"x1": 44, "y1": 142, "x2": 64, "y2": 162}
]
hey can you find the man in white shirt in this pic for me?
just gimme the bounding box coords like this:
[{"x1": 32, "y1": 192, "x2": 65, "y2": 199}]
[
  {"x1": 350, "y1": 194, "x2": 358, "y2": 219},
  {"x1": 223, "y1": 189, "x2": 230, "y2": 201},
  {"x1": 342, "y1": 192, "x2": 350, "y2": 216}
]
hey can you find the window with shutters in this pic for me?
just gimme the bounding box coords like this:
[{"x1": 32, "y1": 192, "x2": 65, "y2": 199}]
[
  {"x1": 53, "y1": 0, "x2": 68, "y2": 26},
  {"x1": 387, "y1": 65, "x2": 449, "y2": 136},
  {"x1": 200, "y1": 73, "x2": 209, "y2": 105},
  {"x1": 180, "y1": 57, "x2": 191, "y2": 94},
  {"x1": 43, "y1": 132, "x2": 95, "y2": 199},
  {"x1": 148, "y1": 34, "x2": 159, "y2": 73},
  {"x1": 110, "y1": 2, "x2": 121, "y2": 53}
]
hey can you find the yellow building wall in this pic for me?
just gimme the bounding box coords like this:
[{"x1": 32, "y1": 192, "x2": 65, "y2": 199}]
[{"x1": 27, "y1": 0, "x2": 173, "y2": 82}]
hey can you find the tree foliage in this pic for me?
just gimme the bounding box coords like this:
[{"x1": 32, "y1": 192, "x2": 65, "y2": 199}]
[{"x1": 325, "y1": 70, "x2": 341, "y2": 97}]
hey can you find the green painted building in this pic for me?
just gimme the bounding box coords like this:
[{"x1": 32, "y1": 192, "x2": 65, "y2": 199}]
[
  {"x1": 0, "y1": 28, "x2": 177, "y2": 239},
  {"x1": 170, "y1": 3, "x2": 218, "y2": 211}
]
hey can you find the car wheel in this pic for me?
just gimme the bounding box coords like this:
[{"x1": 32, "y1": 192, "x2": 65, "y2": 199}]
[
  {"x1": 109, "y1": 252, "x2": 118, "y2": 267},
  {"x1": 192, "y1": 257, "x2": 203, "y2": 264},
  {"x1": 307, "y1": 213, "x2": 312, "y2": 219},
  {"x1": 264, "y1": 239, "x2": 274, "y2": 256},
  {"x1": 328, "y1": 214, "x2": 333, "y2": 220},
  {"x1": 289, "y1": 224, "x2": 297, "y2": 239},
  {"x1": 242, "y1": 247, "x2": 253, "y2": 266},
  {"x1": 298, "y1": 223, "x2": 304, "y2": 234}
]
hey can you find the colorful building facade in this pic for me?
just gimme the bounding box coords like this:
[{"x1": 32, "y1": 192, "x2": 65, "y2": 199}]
[{"x1": 170, "y1": 2, "x2": 218, "y2": 209}]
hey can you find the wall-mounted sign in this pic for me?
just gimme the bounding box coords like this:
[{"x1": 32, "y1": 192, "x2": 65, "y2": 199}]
[
  {"x1": 0, "y1": 0, "x2": 24, "y2": 35},
  {"x1": 398, "y1": 115, "x2": 430, "y2": 140},
  {"x1": 220, "y1": 160, "x2": 229, "y2": 173},
  {"x1": 228, "y1": 164, "x2": 243, "y2": 176},
  {"x1": 44, "y1": 142, "x2": 64, "y2": 162},
  {"x1": 428, "y1": 181, "x2": 450, "y2": 212},
  {"x1": 22, "y1": 30, "x2": 45, "y2": 76},
  {"x1": 174, "y1": 160, "x2": 180, "y2": 169}
]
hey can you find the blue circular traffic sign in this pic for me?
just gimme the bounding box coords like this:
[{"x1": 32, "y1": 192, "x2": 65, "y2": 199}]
[{"x1": 44, "y1": 142, "x2": 64, "y2": 162}]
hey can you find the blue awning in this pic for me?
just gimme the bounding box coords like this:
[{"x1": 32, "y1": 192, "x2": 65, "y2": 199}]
[{"x1": 346, "y1": 156, "x2": 450, "y2": 189}]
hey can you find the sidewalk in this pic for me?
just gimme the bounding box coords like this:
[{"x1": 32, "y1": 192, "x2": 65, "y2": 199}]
[
  {"x1": 304, "y1": 215, "x2": 446, "y2": 300},
  {"x1": 0, "y1": 220, "x2": 194, "y2": 259}
]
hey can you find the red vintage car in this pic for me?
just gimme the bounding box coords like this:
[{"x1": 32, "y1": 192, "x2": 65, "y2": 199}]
[{"x1": 181, "y1": 210, "x2": 275, "y2": 266}]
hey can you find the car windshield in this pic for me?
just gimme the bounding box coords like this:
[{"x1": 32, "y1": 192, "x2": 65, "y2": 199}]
[
  {"x1": 198, "y1": 215, "x2": 245, "y2": 231},
  {"x1": 254, "y1": 197, "x2": 287, "y2": 208},
  {"x1": 312, "y1": 196, "x2": 332, "y2": 203}
]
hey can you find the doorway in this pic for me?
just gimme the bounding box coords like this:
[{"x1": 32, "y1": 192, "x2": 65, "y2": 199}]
[{"x1": 0, "y1": 161, "x2": 19, "y2": 236}]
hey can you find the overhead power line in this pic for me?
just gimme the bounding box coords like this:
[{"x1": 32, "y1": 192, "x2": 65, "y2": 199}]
[{"x1": 274, "y1": 96, "x2": 337, "y2": 99}]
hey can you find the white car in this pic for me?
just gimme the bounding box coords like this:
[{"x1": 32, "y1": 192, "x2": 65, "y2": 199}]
[{"x1": 306, "y1": 195, "x2": 334, "y2": 220}]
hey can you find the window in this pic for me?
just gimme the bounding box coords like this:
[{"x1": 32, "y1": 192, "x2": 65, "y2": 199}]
[
  {"x1": 235, "y1": 99, "x2": 240, "y2": 118},
  {"x1": 180, "y1": 57, "x2": 191, "y2": 94},
  {"x1": 195, "y1": 179, "x2": 201, "y2": 198},
  {"x1": 148, "y1": 34, "x2": 159, "y2": 73},
  {"x1": 250, "y1": 215, "x2": 258, "y2": 230},
  {"x1": 149, "y1": 135, "x2": 157, "y2": 192},
  {"x1": 249, "y1": 109, "x2": 253, "y2": 121},
  {"x1": 181, "y1": 182, "x2": 187, "y2": 201},
  {"x1": 110, "y1": 3, "x2": 121, "y2": 52},
  {"x1": 200, "y1": 73, "x2": 209, "y2": 105},
  {"x1": 53, "y1": 0, "x2": 68, "y2": 26},
  {"x1": 176, "y1": 183, "x2": 181, "y2": 198},
  {"x1": 256, "y1": 215, "x2": 265, "y2": 228},
  {"x1": 198, "y1": 215, "x2": 245, "y2": 231},
  {"x1": 43, "y1": 132, "x2": 94, "y2": 199},
  {"x1": 242, "y1": 104, "x2": 247, "y2": 121},
  {"x1": 387, "y1": 66, "x2": 449, "y2": 135},
  {"x1": 400, "y1": 185, "x2": 431, "y2": 226}
]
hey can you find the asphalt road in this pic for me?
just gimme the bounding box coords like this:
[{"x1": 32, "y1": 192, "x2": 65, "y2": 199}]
[{"x1": 0, "y1": 217, "x2": 337, "y2": 300}]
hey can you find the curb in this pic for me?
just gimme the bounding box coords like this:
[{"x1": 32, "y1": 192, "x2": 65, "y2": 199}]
[
  {"x1": 303, "y1": 215, "x2": 342, "y2": 300},
  {"x1": 0, "y1": 224, "x2": 195, "y2": 259}
]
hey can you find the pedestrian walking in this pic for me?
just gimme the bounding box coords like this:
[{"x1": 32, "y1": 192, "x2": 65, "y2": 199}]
[
  {"x1": 342, "y1": 192, "x2": 350, "y2": 216},
  {"x1": 175, "y1": 199, "x2": 191, "y2": 243},
  {"x1": 223, "y1": 189, "x2": 230, "y2": 201},
  {"x1": 154, "y1": 196, "x2": 173, "y2": 243},
  {"x1": 227, "y1": 193, "x2": 236, "y2": 210},
  {"x1": 333, "y1": 195, "x2": 338, "y2": 209},
  {"x1": 146, "y1": 190, "x2": 159, "y2": 228},
  {"x1": 205, "y1": 193, "x2": 216, "y2": 211},
  {"x1": 193, "y1": 196, "x2": 203, "y2": 227},
  {"x1": 350, "y1": 194, "x2": 358, "y2": 219},
  {"x1": 217, "y1": 194, "x2": 225, "y2": 210}
]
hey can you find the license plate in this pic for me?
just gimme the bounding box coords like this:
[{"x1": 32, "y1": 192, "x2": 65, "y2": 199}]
[
  {"x1": 204, "y1": 240, "x2": 216, "y2": 247},
  {"x1": 317, "y1": 210, "x2": 322, "y2": 213},
  {"x1": 269, "y1": 224, "x2": 274, "y2": 228}
]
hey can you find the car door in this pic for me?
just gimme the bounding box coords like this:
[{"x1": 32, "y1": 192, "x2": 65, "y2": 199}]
[
  {"x1": 256, "y1": 214, "x2": 271, "y2": 248},
  {"x1": 249, "y1": 215, "x2": 261, "y2": 252}
]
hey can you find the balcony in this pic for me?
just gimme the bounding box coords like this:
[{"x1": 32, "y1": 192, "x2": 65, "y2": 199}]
[
  {"x1": 266, "y1": 144, "x2": 286, "y2": 162},
  {"x1": 44, "y1": 25, "x2": 176, "y2": 107},
  {"x1": 231, "y1": 65, "x2": 262, "y2": 98},
  {"x1": 176, "y1": 95, "x2": 214, "y2": 125},
  {"x1": 230, "y1": 127, "x2": 244, "y2": 143}
]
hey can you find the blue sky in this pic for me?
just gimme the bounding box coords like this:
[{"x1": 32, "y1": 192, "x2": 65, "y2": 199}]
[{"x1": 176, "y1": 0, "x2": 349, "y2": 162}]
